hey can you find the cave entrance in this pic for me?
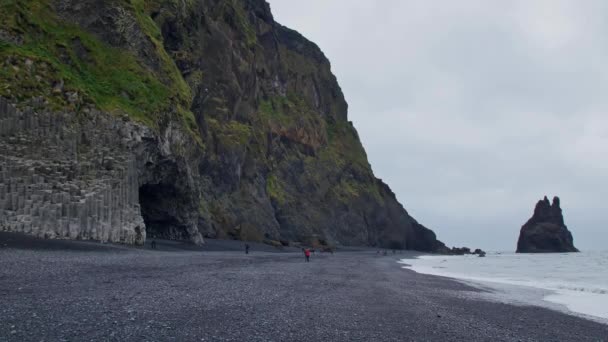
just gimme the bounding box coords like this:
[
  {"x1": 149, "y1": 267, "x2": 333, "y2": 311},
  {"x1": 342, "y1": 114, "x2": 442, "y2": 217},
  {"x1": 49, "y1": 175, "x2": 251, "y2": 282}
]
[{"x1": 139, "y1": 183, "x2": 190, "y2": 241}]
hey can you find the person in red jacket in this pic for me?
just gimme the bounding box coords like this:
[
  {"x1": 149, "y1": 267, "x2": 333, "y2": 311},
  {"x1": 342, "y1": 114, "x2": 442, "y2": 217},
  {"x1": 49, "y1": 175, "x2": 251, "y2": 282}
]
[{"x1": 304, "y1": 248, "x2": 311, "y2": 262}]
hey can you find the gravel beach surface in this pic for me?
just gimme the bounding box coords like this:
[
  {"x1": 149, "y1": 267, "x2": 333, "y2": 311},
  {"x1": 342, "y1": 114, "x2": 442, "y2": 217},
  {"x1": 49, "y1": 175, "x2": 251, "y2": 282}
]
[{"x1": 1, "y1": 233, "x2": 607, "y2": 342}]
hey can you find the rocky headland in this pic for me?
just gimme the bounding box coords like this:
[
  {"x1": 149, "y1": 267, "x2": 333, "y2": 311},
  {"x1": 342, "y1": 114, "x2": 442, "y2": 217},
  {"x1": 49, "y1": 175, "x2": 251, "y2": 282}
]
[
  {"x1": 0, "y1": 0, "x2": 446, "y2": 251},
  {"x1": 516, "y1": 196, "x2": 579, "y2": 253}
]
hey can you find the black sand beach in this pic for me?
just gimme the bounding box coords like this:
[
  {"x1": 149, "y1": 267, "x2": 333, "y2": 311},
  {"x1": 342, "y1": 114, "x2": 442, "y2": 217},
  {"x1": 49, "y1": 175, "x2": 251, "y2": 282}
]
[{"x1": 1, "y1": 233, "x2": 606, "y2": 342}]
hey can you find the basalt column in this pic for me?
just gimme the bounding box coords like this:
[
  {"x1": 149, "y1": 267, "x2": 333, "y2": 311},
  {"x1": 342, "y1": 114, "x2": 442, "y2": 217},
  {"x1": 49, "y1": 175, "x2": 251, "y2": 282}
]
[{"x1": 0, "y1": 98, "x2": 145, "y2": 244}]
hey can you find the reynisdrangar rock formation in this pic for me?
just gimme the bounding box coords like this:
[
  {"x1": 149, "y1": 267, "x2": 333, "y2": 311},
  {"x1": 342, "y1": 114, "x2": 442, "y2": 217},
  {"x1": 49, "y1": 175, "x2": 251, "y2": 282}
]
[
  {"x1": 516, "y1": 196, "x2": 579, "y2": 253},
  {"x1": 0, "y1": 0, "x2": 446, "y2": 251}
]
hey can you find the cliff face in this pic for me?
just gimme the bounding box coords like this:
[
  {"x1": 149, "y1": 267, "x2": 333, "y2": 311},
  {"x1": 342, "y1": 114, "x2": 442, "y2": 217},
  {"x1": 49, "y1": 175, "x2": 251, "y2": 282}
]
[
  {"x1": 516, "y1": 196, "x2": 578, "y2": 253},
  {"x1": 0, "y1": 0, "x2": 445, "y2": 251}
]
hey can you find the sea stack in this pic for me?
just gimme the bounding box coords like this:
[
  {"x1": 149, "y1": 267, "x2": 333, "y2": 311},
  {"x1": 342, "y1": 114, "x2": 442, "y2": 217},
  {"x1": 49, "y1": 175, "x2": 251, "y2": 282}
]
[{"x1": 516, "y1": 196, "x2": 579, "y2": 253}]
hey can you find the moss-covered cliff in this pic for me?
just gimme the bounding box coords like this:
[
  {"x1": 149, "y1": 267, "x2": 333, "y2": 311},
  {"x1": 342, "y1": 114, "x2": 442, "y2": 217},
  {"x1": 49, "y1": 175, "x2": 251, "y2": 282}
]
[{"x1": 0, "y1": 0, "x2": 446, "y2": 251}]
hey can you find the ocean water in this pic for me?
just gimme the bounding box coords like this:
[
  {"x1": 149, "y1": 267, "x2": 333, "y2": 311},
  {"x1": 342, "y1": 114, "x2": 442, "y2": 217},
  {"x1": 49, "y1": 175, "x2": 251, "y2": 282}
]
[{"x1": 400, "y1": 251, "x2": 608, "y2": 322}]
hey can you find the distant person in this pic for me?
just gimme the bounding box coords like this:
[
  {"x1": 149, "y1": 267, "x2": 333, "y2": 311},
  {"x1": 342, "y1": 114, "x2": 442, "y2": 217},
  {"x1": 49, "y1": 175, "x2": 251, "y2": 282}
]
[
  {"x1": 304, "y1": 248, "x2": 311, "y2": 262},
  {"x1": 151, "y1": 239, "x2": 157, "y2": 250},
  {"x1": 245, "y1": 244, "x2": 250, "y2": 254}
]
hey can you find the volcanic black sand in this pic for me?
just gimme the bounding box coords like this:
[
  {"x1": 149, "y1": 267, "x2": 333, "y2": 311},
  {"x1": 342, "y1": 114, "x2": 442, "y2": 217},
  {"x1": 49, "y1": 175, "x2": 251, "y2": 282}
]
[{"x1": 1, "y1": 233, "x2": 607, "y2": 342}]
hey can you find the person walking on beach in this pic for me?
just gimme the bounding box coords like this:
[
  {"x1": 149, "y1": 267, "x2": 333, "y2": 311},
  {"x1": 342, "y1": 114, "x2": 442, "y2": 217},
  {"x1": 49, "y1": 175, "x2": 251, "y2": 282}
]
[
  {"x1": 151, "y1": 239, "x2": 157, "y2": 250},
  {"x1": 245, "y1": 244, "x2": 250, "y2": 254},
  {"x1": 304, "y1": 248, "x2": 311, "y2": 262}
]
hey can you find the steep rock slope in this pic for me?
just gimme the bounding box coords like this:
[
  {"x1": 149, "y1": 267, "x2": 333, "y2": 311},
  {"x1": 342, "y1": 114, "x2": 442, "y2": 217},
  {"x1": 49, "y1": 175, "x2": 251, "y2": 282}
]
[
  {"x1": 517, "y1": 196, "x2": 578, "y2": 253},
  {"x1": 0, "y1": 0, "x2": 445, "y2": 251}
]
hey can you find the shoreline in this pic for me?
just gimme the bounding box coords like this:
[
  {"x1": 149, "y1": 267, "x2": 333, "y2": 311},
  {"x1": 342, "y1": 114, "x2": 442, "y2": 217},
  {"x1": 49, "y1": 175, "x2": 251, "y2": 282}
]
[
  {"x1": 400, "y1": 254, "x2": 608, "y2": 325},
  {"x1": 1, "y1": 233, "x2": 607, "y2": 341}
]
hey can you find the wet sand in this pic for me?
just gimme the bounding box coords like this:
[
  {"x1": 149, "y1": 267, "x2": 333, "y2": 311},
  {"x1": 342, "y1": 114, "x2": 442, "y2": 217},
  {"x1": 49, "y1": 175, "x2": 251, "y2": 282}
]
[{"x1": 0, "y1": 233, "x2": 606, "y2": 341}]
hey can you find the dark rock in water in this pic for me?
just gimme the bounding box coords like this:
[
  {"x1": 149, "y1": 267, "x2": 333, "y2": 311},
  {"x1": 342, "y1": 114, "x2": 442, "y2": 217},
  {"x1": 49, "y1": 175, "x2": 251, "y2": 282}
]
[
  {"x1": 444, "y1": 246, "x2": 486, "y2": 256},
  {"x1": 516, "y1": 196, "x2": 579, "y2": 253},
  {"x1": 473, "y1": 248, "x2": 486, "y2": 257},
  {"x1": 449, "y1": 247, "x2": 472, "y2": 255}
]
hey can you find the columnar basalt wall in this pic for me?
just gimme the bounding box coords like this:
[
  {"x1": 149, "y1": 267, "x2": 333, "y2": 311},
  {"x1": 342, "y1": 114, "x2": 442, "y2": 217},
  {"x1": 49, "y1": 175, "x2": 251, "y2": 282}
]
[{"x1": 0, "y1": 97, "x2": 147, "y2": 244}]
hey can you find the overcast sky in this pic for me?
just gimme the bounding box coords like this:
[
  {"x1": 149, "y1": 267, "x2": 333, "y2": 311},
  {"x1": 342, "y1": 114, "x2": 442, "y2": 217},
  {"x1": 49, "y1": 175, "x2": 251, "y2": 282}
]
[{"x1": 268, "y1": 0, "x2": 608, "y2": 251}]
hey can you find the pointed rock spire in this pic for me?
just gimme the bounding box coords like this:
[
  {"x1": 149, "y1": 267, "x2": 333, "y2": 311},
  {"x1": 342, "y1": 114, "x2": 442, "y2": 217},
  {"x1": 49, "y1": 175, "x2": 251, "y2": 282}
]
[{"x1": 516, "y1": 195, "x2": 578, "y2": 253}]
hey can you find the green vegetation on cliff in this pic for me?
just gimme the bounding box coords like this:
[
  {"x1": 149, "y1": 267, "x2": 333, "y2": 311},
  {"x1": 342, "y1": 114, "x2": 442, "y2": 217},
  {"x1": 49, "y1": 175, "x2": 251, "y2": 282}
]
[
  {"x1": 318, "y1": 123, "x2": 384, "y2": 203},
  {"x1": 266, "y1": 173, "x2": 291, "y2": 205},
  {"x1": 212, "y1": 0, "x2": 257, "y2": 47},
  {"x1": 254, "y1": 92, "x2": 380, "y2": 204},
  {"x1": 0, "y1": 0, "x2": 198, "y2": 140},
  {"x1": 208, "y1": 118, "x2": 252, "y2": 149}
]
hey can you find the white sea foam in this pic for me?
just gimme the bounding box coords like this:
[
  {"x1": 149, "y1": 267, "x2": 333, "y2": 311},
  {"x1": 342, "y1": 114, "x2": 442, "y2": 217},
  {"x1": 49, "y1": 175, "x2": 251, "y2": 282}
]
[{"x1": 400, "y1": 251, "x2": 608, "y2": 322}]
